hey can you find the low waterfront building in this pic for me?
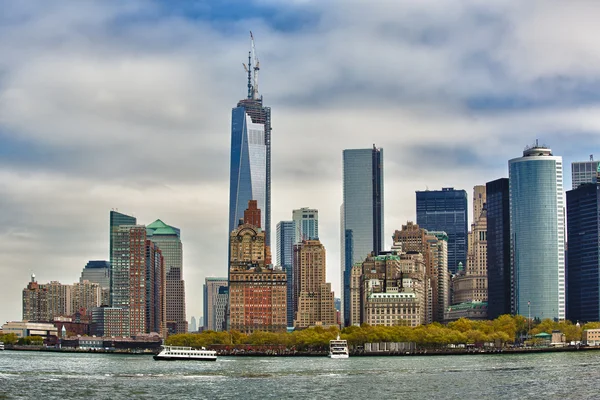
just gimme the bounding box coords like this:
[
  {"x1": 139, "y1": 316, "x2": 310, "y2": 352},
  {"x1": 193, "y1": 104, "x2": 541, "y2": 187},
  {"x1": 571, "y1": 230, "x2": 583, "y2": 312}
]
[
  {"x1": 1, "y1": 321, "x2": 58, "y2": 339},
  {"x1": 583, "y1": 329, "x2": 600, "y2": 346}
]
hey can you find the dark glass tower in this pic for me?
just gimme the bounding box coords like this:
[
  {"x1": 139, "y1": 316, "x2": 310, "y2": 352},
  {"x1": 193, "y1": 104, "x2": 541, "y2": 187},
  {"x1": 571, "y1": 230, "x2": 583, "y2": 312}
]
[
  {"x1": 486, "y1": 178, "x2": 511, "y2": 319},
  {"x1": 416, "y1": 188, "x2": 467, "y2": 274},
  {"x1": 566, "y1": 182, "x2": 600, "y2": 322},
  {"x1": 276, "y1": 220, "x2": 296, "y2": 327},
  {"x1": 228, "y1": 36, "x2": 271, "y2": 246},
  {"x1": 341, "y1": 146, "x2": 384, "y2": 326}
]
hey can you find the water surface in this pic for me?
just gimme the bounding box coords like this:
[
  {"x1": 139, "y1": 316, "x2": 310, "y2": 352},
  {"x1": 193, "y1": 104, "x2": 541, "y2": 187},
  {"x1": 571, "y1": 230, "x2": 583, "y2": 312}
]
[{"x1": 1, "y1": 350, "x2": 599, "y2": 399}]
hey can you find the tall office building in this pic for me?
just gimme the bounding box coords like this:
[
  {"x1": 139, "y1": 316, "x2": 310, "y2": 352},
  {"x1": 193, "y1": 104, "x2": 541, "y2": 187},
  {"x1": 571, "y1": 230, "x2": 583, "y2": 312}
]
[
  {"x1": 190, "y1": 316, "x2": 197, "y2": 332},
  {"x1": 292, "y1": 239, "x2": 336, "y2": 329},
  {"x1": 203, "y1": 277, "x2": 228, "y2": 331},
  {"x1": 229, "y1": 34, "x2": 272, "y2": 246},
  {"x1": 229, "y1": 201, "x2": 286, "y2": 334},
  {"x1": 292, "y1": 208, "x2": 319, "y2": 243},
  {"x1": 109, "y1": 211, "x2": 136, "y2": 305},
  {"x1": 145, "y1": 240, "x2": 166, "y2": 336},
  {"x1": 80, "y1": 260, "x2": 110, "y2": 306},
  {"x1": 416, "y1": 188, "x2": 468, "y2": 275},
  {"x1": 341, "y1": 146, "x2": 384, "y2": 326},
  {"x1": 567, "y1": 181, "x2": 600, "y2": 322},
  {"x1": 509, "y1": 143, "x2": 565, "y2": 320},
  {"x1": 452, "y1": 186, "x2": 488, "y2": 306},
  {"x1": 571, "y1": 157, "x2": 600, "y2": 189},
  {"x1": 147, "y1": 219, "x2": 186, "y2": 334},
  {"x1": 276, "y1": 220, "x2": 296, "y2": 327},
  {"x1": 112, "y1": 225, "x2": 147, "y2": 335},
  {"x1": 486, "y1": 178, "x2": 511, "y2": 319}
]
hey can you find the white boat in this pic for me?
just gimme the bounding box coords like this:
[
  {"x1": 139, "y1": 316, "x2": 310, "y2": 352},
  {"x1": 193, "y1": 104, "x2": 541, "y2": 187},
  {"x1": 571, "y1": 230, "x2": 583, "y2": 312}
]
[
  {"x1": 329, "y1": 335, "x2": 349, "y2": 359},
  {"x1": 153, "y1": 345, "x2": 217, "y2": 361},
  {"x1": 0, "y1": 342, "x2": 4, "y2": 351}
]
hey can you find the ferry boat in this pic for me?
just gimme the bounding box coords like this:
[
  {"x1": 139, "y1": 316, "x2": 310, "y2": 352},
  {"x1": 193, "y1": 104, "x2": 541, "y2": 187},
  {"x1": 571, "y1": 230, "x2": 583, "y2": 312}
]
[
  {"x1": 328, "y1": 335, "x2": 349, "y2": 359},
  {"x1": 0, "y1": 342, "x2": 4, "y2": 351},
  {"x1": 153, "y1": 345, "x2": 217, "y2": 361}
]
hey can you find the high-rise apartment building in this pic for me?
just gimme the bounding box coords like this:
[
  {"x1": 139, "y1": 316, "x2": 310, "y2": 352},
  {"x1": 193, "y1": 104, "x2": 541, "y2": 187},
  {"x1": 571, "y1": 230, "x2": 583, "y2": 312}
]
[
  {"x1": 571, "y1": 157, "x2": 600, "y2": 189},
  {"x1": 80, "y1": 260, "x2": 110, "y2": 306},
  {"x1": 147, "y1": 219, "x2": 186, "y2": 334},
  {"x1": 109, "y1": 211, "x2": 136, "y2": 305},
  {"x1": 23, "y1": 274, "x2": 48, "y2": 321},
  {"x1": 111, "y1": 225, "x2": 147, "y2": 335},
  {"x1": 341, "y1": 146, "x2": 384, "y2": 326},
  {"x1": 416, "y1": 188, "x2": 468, "y2": 274},
  {"x1": 486, "y1": 178, "x2": 511, "y2": 319},
  {"x1": 567, "y1": 182, "x2": 600, "y2": 322},
  {"x1": 71, "y1": 281, "x2": 102, "y2": 315},
  {"x1": 509, "y1": 143, "x2": 565, "y2": 320},
  {"x1": 292, "y1": 240, "x2": 336, "y2": 328},
  {"x1": 276, "y1": 220, "x2": 296, "y2": 327},
  {"x1": 229, "y1": 35, "x2": 271, "y2": 246},
  {"x1": 292, "y1": 208, "x2": 319, "y2": 243},
  {"x1": 228, "y1": 201, "x2": 286, "y2": 334},
  {"x1": 203, "y1": 277, "x2": 228, "y2": 331}
]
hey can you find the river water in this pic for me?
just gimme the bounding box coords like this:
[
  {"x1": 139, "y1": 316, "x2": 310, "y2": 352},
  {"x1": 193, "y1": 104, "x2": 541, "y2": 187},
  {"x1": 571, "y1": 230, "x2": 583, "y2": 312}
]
[{"x1": 1, "y1": 350, "x2": 599, "y2": 399}]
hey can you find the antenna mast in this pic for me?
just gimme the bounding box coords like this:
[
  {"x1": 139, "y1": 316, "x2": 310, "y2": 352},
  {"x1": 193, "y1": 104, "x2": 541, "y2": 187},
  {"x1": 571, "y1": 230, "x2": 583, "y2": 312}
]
[{"x1": 250, "y1": 31, "x2": 260, "y2": 100}]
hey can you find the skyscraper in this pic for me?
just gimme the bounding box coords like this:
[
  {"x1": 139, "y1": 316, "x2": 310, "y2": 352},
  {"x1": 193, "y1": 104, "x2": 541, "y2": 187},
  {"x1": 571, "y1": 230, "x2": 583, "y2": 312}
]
[
  {"x1": 293, "y1": 239, "x2": 336, "y2": 329},
  {"x1": 571, "y1": 157, "x2": 600, "y2": 189},
  {"x1": 203, "y1": 277, "x2": 228, "y2": 331},
  {"x1": 341, "y1": 146, "x2": 384, "y2": 326},
  {"x1": 80, "y1": 260, "x2": 110, "y2": 306},
  {"x1": 147, "y1": 219, "x2": 186, "y2": 334},
  {"x1": 509, "y1": 143, "x2": 565, "y2": 320},
  {"x1": 486, "y1": 178, "x2": 511, "y2": 319},
  {"x1": 292, "y1": 208, "x2": 319, "y2": 243},
  {"x1": 145, "y1": 239, "x2": 166, "y2": 336},
  {"x1": 109, "y1": 211, "x2": 136, "y2": 305},
  {"x1": 276, "y1": 220, "x2": 296, "y2": 327},
  {"x1": 567, "y1": 181, "x2": 600, "y2": 322},
  {"x1": 416, "y1": 188, "x2": 468, "y2": 274},
  {"x1": 112, "y1": 225, "x2": 147, "y2": 335},
  {"x1": 229, "y1": 33, "x2": 272, "y2": 246}
]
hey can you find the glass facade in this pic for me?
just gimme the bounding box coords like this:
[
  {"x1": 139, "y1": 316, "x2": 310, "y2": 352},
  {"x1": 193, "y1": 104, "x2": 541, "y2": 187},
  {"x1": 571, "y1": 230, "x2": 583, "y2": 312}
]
[
  {"x1": 509, "y1": 147, "x2": 565, "y2": 320},
  {"x1": 341, "y1": 147, "x2": 384, "y2": 326},
  {"x1": 571, "y1": 161, "x2": 600, "y2": 189},
  {"x1": 276, "y1": 220, "x2": 296, "y2": 327},
  {"x1": 486, "y1": 178, "x2": 511, "y2": 319},
  {"x1": 228, "y1": 99, "x2": 271, "y2": 245},
  {"x1": 416, "y1": 188, "x2": 467, "y2": 274},
  {"x1": 292, "y1": 208, "x2": 319, "y2": 243},
  {"x1": 566, "y1": 183, "x2": 600, "y2": 322},
  {"x1": 109, "y1": 211, "x2": 136, "y2": 305}
]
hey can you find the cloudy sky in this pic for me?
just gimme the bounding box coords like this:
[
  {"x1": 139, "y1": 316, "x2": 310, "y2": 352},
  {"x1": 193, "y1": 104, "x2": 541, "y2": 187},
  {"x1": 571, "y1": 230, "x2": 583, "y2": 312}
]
[{"x1": 1, "y1": 0, "x2": 599, "y2": 325}]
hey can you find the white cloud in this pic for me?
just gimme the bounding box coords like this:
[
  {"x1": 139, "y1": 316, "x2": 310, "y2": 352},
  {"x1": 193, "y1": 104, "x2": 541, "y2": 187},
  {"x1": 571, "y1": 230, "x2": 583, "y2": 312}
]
[{"x1": 0, "y1": 0, "x2": 599, "y2": 324}]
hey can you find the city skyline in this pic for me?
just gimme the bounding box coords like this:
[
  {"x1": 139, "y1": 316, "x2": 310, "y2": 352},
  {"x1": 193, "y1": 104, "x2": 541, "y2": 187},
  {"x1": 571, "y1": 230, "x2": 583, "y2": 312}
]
[{"x1": 1, "y1": 1, "x2": 600, "y2": 324}]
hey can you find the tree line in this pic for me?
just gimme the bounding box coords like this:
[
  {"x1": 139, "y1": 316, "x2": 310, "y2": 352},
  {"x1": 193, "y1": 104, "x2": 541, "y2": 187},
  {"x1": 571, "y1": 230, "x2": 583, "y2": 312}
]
[{"x1": 166, "y1": 316, "x2": 600, "y2": 350}]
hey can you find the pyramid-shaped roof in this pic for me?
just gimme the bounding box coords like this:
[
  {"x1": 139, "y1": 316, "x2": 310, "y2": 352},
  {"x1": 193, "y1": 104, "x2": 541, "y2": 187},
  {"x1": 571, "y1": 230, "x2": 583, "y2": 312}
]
[
  {"x1": 147, "y1": 219, "x2": 169, "y2": 229},
  {"x1": 152, "y1": 226, "x2": 178, "y2": 236}
]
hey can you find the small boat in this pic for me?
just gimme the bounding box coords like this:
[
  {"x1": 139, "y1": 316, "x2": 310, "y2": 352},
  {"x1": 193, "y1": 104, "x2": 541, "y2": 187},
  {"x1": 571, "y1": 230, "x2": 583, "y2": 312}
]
[
  {"x1": 329, "y1": 335, "x2": 349, "y2": 359},
  {"x1": 0, "y1": 342, "x2": 4, "y2": 351},
  {"x1": 153, "y1": 345, "x2": 217, "y2": 361}
]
